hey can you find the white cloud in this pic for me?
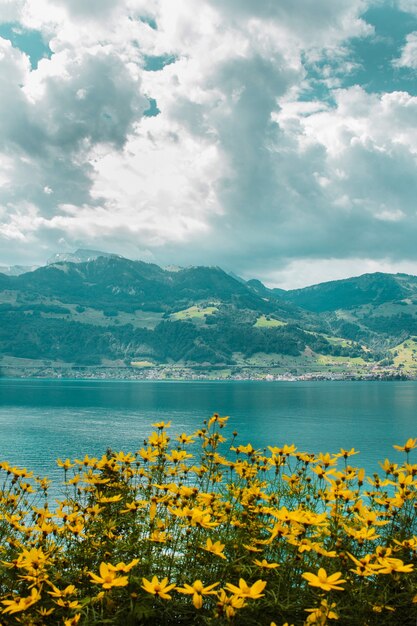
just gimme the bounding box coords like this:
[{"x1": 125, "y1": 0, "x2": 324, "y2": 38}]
[
  {"x1": 2, "y1": 0, "x2": 417, "y2": 287},
  {"x1": 261, "y1": 257, "x2": 417, "y2": 290},
  {"x1": 394, "y1": 30, "x2": 417, "y2": 68},
  {"x1": 397, "y1": 0, "x2": 417, "y2": 15},
  {"x1": 0, "y1": 0, "x2": 26, "y2": 22},
  {"x1": 207, "y1": 0, "x2": 372, "y2": 46}
]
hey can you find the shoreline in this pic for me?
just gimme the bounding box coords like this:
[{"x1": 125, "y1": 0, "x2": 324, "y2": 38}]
[{"x1": 0, "y1": 364, "x2": 410, "y2": 382}]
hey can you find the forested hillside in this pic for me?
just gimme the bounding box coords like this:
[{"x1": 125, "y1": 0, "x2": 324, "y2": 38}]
[{"x1": 1, "y1": 256, "x2": 416, "y2": 371}]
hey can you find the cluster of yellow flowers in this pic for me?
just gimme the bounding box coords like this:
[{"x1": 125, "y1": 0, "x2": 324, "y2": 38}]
[{"x1": 0, "y1": 418, "x2": 416, "y2": 625}]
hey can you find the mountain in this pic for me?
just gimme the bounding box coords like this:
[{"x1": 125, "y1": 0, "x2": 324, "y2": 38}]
[
  {"x1": 1, "y1": 256, "x2": 416, "y2": 374},
  {"x1": 0, "y1": 264, "x2": 39, "y2": 276},
  {"x1": 279, "y1": 273, "x2": 417, "y2": 349},
  {"x1": 283, "y1": 273, "x2": 415, "y2": 312},
  {"x1": 46, "y1": 248, "x2": 122, "y2": 265},
  {"x1": 0, "y1": 248, "x2": 118, "y2": 276},
  {"x1": 12, "y1": 257, "x2": 289, "y2": 313},
  {"x1": 0, "y1": 255, "x2": 360, "y2": 368}
]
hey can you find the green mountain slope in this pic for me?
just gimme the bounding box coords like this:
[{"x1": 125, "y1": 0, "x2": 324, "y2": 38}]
[
  {"x1": 3, "y1": 257, "x2": 417, "y2": 373},
  {"x1": 279, "y1": 273, "x2": 417, "y2": 350},
  {"x1": 0, "y1": 256, "x2": 366, "y2": 368},
  {"x1": 283, "y1": 273, "x2": 415, "y2": 312}
]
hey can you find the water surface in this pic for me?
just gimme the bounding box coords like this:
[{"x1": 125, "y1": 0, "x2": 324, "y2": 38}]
[{"x1": 0, "y1": 379, "x2": 416, "y2": 481}]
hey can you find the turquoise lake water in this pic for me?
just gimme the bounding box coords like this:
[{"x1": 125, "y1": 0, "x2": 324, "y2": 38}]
[{"x1": 0, "y1": 379, "x2": 416, "y2": 482}]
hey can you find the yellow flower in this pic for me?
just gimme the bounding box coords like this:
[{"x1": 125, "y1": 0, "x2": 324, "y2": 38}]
[
  {"x1": 377, "y1": 557, "x2": 414, "y2": 574},
  {"x1": 177, "y1": 432, "x2": 195, "y2": 444},
  {"x1": 2, "y1": 588, "x2": 41, "y2": 614},
  {"x1": 88, "y1": 562, "x2": 129, "y2": 589},
  {"x1": 394, "y1": 536, "x2": 417, "y2": 550},
  {"x1": 393, "y1": 438, "x2": 417, "y2": 452},
  {"x1": 48, "y1": 584, "x2": 76, "y2": 598},
  {"x1": 97, "y1": 494, "x2": 122, "y2": 503},
  {"x1": 345, "y1": 526, "x2": 380, "y2": 542},
  {"x1": 64, "y1": 615, "x2": 81, "y2": 626},
  {"x1": 112, "y1": 451, "x2": 136, "y2": 463},
  {"x1": 74, "y1": 453, "x2": 98, "y2": 466},
  {"x1": 348, "y1": 553, "x2": 382, "y2": 577},
  {"x1": 148, "y1": 431, "x2": 170, "y2": 448},
  {"x1": 207, "y1": 414, "x2": 229, "y2": 427},
  {"x1": 318, "y1": 455, "x2": 339, "y2": 472},
  {"x1": 176, "y1": 580, "x2": 219, "y2": 609},
  {"x1": 254, "y1": 558, "x2": 279, "y2": 569},
  {"x1": 224, "y1": 578, "x2": 267, "y2": 599},
  {"x1": 305, "y1": 599, "x2": 338, "y2": 623},
  {"x1": 339, "y1": 447, "x2": 359, "y2": 459},
  {"x1": 302, "y1": 568, "x2": 346, "y2": 592},
  {"x1": 141, "y1": 576, "x2": 176, "y2": 600},
  {"x1": 148, "y1": 529, "x2": 170, "y2": 543},
  {"x1": 372, "y1": 605, "x2": 395, "y2": 613},
  {"x1": 202, "y1": 538, "x2": 227, "y2": 559},
  {"x1": 138, "y1": 447, "x2": 159, "y2": 462},
  {"x1": 56, "y1": 458, "x2": 74, "y2": 470},
  {"x1": 109, "y1": 559, "x2": 139, "y2": 573},
  {"x1": 243, "y1": 543, "x2": 263, "y2": 552},
  {"x1": 37, "y1": 607, "x2": 55, "y2": 616},
  {"x1": 55, "y1": 598, "x2": 82, "y2": 609},
  {"x1": 16, "y1": 547, "x2": 48, "y2": 571},
  {"x1": 152, "y1": 420, "x2": 172, "y2": 429},
  {"x1": 166, "y1": 449, "x2": 193, "y2": 463},
  {"x1": 233, "y1": 443, "x2": 256, "y2": 455},
  {"x1": 356, "y1": 508, "x2": 389, "y2": 527},
  {"x1": 170, "y1": 505, "x2": 219, "y2": 529},
  {"x1": 215, "y1": 590, "x2": 246, "y2": 619},
  {"x1": 379, "y1": 458, "x2": 398, "y2": 474}
]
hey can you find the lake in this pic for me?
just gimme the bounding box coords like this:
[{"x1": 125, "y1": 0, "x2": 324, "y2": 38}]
[{"x1": 0, "y1": 379, "x2": 416, "y2": 482}]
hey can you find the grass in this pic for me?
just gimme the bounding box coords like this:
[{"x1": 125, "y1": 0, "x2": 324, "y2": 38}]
[
  {"x1": 316, "y1": 355, "x2": 367, "y2": 366},
  {"x1": 254, "y1": 315, "x2": 286, "y2": 328},
  {"x1": 322, "y1": 336, "x2": 351, "y2": 349},
  {"x1": 390, "y1": 337, "x2": 417, "y2": 374},
  {"x1": 131, "y1": 360, "x2": 155, "y2": 368},
  {"x1": 170, "y1": 305, "x2": 218, "y2": 321},
  {"x1": 72, "y1": 307, "x2": 164, "y2": 329}
]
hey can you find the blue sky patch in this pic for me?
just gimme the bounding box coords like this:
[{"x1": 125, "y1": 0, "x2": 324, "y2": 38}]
[
  {"x1": 0, "y1": 22, "x2": 52, "y2": 69},
  {"x1": 140, "y1": 15, "x2": 157, "y2": 30},
  {"x1": 301, "y1": 5, "x2": 417, "y2": 103},
  {"x1": 143, "y1": 54, "x2": 177, "y2": 72},
  {"x1": 346, "y1": 6, "x2": 417, "y2": 94},
  {"x1": 143, "y1": 98, "x2": 160, "y2": 117}
]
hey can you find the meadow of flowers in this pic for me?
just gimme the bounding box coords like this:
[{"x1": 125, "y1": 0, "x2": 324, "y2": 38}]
[{"x1": 0, "y1": 414, "x2": 416, "y2": 625}]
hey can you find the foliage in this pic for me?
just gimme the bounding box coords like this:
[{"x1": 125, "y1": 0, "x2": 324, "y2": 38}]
[
  {"x1": 4, "y1": 257, "x2": 417, "y2": 366},
  {"x1": 284, "y1": 273, "x2": 408, "y2": 313},
  {"x1": 0, "y1": 308, "x2": 364, "y2": 366},
  {"x1": 0, "y1": 417, "x2": 416, "y2": 625}
]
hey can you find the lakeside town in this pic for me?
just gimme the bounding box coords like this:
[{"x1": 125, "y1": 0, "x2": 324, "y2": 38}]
[{"x1": 0, "y1": 362, "x2": 409, "y2": 382}]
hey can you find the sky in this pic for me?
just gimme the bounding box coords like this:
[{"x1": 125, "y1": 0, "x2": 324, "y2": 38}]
[{"x1": 2, "y1": 1, "x2": 417, "y2": 288}]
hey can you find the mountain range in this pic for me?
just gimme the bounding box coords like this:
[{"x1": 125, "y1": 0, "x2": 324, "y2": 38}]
[{"x1": 1, "y1": 251, "x2": 417, "y2": 376}]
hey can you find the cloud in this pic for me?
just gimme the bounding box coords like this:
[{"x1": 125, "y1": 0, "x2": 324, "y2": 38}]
[
  {"x1": 207, "y1": 0, "x2": 372, "y2": 47},
  {"x1": 398, "y1": 0, "x2": 417, "y2": 15},
  {"x1": 0, "y1": 29, "x2": 147, "y2": 262},
  {"x1": 53, "y1": 0, "x2": 119, "y2": 20},
  {"x1": 261, "y1": 257, "x2": 417, "y2": 290},
  {"x1": 0, "y1": 0, "x2": 26, "y2": 22},
  {"x1": 394, "y1": 30, "x2": 417, "y2": 67},
  {"x1": 2, "y1": 0, "x2": 417, "y2": 287}
]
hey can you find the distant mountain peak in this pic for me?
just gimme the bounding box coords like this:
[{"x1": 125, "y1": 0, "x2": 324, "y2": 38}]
[
  {"x1": 0, "y1": 264, "x2": 39, "y2": 276},
  {"x1": 47, "y1": 249, "x2": 124, "y2": 266},
  {"x1": 164, "y1": 264, "x2": 183, "y2": 272}
]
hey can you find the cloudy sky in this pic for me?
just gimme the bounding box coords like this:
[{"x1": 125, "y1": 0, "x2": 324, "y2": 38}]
[{"x1": 2, "y1": 0, "x2": 417, "y2": 287}]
